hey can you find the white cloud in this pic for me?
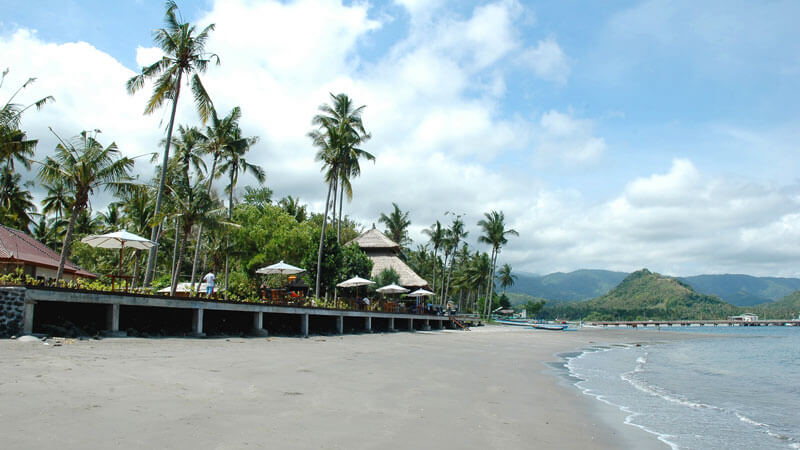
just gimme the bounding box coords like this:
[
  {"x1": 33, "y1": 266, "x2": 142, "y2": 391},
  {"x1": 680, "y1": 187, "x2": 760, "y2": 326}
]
[
  {"x1": 519, "y1": 36, "x2": 570, "y2": 84},
  {"x1": 534, "y1": 110, "x2": 606, "y2": 164}
]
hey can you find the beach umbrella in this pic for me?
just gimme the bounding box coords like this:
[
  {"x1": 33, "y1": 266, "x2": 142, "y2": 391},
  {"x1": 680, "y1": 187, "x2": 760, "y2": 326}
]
[
  {"x1": 256, "y1": 261, "x2": 305, "y2": 300},
  {"x1": 407, "y1": 288, "x2": 435, "y2": 307},
  {"x1": 336, "y1": 276, "x2": 375, "y2": 308},
  {"x1": 81, "y1": 230, "x2": 155, "y2": 278},
  {"x1": 376, "y1": 283, "x2": 409, "y2": 294}
]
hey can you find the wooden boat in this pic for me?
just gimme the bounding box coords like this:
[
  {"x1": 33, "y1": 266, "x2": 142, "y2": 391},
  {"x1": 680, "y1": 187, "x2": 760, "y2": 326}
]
[
  {"x1": 495, "y1": 319, "x2": 532, "y2": 326},
  {"x1": 531, "y1": 323, "x2": 568, "y2": 331}
]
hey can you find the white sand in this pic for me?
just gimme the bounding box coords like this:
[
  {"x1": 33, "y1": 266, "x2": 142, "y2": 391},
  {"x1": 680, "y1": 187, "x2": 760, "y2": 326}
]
[{"x1": 0, "y1": 326, "x2": 679, "y2": 449}]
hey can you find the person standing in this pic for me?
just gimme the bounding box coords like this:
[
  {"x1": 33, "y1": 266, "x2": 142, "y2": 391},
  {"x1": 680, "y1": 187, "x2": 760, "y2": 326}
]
[{"x1": 203, "y1": 271, "x2": 216, "y2": 296}]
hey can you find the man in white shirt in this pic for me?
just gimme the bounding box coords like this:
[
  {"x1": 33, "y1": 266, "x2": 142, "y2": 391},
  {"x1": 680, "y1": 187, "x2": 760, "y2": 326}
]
[{"x1": 203, "y1": 272, "x2": 215, "y2": 295}]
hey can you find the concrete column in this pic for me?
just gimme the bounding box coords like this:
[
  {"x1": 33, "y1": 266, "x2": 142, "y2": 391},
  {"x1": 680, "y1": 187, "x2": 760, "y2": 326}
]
[
  {"x1": 336, "y1": 315, "x2": 344, "y2": 335},
  {"x1": 408, "y1": 318, "x2": 414, "y2": 331},
  {"x1": 192, "y1": 308, "x2": 205, "y2": 336},
  {"x1": 106, "y1": 304, "x2": 126, "y2": 337},
  {"x1": 301, "y1": 313, "x2": 309, "y2": 337},
  {"x1": 22, "y1": 301, "x2": 35, "y2": 334},
  {"x1": 251, "y1": 312, "x2": 268, "y2": 336},
  {"x1": 423, "y1": 319, "x2": 431, "y2": 331},
  {"x1": 436, "y1": 319, "x2": 443, "y2": 330},
  {"x1": 388, "y1": 317, "x2": 395, "y2": 332},
  {"x1": 365, "y1": 316, "x2": 372, "y2": 332}
]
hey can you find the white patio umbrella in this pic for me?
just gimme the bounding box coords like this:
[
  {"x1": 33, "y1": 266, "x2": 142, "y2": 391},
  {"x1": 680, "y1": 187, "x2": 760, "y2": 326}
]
[
  {"x1": 376, "y1": 283, "x2": 409, "y2": 294},
  {"x1": 256, "y1": 261, "x2": 305, "y2": 300},
  {"x1": 336, "y1": 276, "x2": 375, "y2": 308},
  {"x1": 81, "y1": 230, "x2": 155, "y2": 278},
  {"x1": 407, "y1": 288, "x2": 435, "y2": 307}
]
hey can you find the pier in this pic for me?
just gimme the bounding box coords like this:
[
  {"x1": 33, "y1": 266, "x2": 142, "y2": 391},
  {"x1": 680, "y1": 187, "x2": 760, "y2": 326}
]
[
  {"x1": 0, "y1": 286, "x2": 451, "y2": 338},
  {"x1": 588, "y1": 319, "x2": 800, "y2": 327}
]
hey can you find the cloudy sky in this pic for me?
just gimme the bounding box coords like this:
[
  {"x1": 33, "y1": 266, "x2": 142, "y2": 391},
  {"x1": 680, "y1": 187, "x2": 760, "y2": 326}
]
[{"x1": 2, "y1": 0, "x2": 800, "y2": 277}]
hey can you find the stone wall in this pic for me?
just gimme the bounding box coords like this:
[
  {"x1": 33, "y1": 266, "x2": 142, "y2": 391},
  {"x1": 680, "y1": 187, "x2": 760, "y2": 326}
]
[{"x1": 0, "y1": 287, "x2": 26, "y2": 338}]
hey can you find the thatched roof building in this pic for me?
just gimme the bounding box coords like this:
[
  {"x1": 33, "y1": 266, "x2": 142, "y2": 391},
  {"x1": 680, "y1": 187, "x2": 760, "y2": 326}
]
[{"x1": 348, "y1": 226, "x2": 429, "y2": 289}]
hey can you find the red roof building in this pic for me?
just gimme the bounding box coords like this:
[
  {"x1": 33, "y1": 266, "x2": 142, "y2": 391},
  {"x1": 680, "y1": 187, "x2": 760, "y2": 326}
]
[{"x1": 0, "y1": 225, "x2": 96, "y2": 280}]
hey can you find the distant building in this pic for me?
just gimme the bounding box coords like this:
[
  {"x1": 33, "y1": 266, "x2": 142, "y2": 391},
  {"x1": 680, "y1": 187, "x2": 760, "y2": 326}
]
[
  {"x1": 348, "y1": 225, "x2": 429, "y2": 289},
  {"x1": 0, "y1": 225, "x2": 96, "y2": 281},
  {"x1": 728, "y1": 313, "x2": 758, "y2": 322}
]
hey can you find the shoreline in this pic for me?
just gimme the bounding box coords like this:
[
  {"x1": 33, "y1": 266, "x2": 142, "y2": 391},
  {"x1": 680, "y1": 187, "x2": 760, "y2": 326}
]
[{"x1": 0, "y1": 326, "x2": 695, "y2": 449}]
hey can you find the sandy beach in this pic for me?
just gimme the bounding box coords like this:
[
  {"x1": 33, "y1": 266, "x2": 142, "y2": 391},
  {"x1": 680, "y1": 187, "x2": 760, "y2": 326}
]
[{"x1": 0, "y1": 326, "x2": 684, "y2": 449}]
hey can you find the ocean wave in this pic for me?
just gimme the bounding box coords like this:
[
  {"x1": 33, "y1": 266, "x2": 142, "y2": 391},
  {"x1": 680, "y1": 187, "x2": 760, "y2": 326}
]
[{"x1": 736, "y1": 412, "x2": 800, "y2": 448}]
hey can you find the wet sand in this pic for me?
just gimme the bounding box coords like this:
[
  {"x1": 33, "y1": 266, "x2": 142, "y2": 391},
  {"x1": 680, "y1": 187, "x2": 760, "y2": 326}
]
[{"x1": 0, "y1": 326, "x2": 681, "y2": 449}]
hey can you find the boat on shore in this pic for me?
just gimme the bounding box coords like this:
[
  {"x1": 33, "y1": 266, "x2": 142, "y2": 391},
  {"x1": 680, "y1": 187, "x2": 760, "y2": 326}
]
[{"x1": 531, "y1": 323, "x2": 568, "y2": 331}]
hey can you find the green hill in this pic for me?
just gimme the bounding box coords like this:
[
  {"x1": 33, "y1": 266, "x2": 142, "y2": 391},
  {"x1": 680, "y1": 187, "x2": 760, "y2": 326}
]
[
  {"x1": 752, "y1": 291, "x2": 800, "y2": 319},
  {"x1": 542, "y1": 269, "x2": 740, "y2": 321},
  {"x1": 508, "y1": 269, "x2": 628, "y2": 301},
  {"x1": 680, "y1": 274, "x2": 800, "y2": 306}
]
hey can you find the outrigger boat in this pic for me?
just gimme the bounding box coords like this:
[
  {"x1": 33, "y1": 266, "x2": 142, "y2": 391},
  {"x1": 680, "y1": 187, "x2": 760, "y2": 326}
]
[{"x1": 531, "y1": 323, "x2": 568, "y2": 331}]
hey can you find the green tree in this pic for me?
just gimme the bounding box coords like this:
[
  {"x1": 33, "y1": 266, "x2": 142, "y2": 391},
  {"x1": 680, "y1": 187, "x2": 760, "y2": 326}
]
[
  {"x1": 477, "y1": 210, "x2": 518, "y2": 318},
  {"x1": 0, "y1": 68, "x2": 53, "y2": 170},
  {"x1": 422, "y1": 220, "x2": 445, "y2": 299},
  {"x1": 443, "y1": 214, "x2": 467, "y2": 305},
  {"x1": 278, "y1": 195, "x2": 307, "y2": 222},
  {"x1": 379, "y1": 202, "x2": 412, "y2": 248},
  {"x1": 0, "y1": 165, "x2": 36, "y2": 230},
  {"x1": 302, "y1": 229, "x2": 343, "y2": 299},
  {"x1": 38, "y1": 130, "x2": 134, "y2": 279},
  {"x1": 126, "y1": 0, "x2": 219, "y2": 287},
  {"x1": 339, "y1": 243, "x2": 373, "y2": 281},
  {"x1": 310, "y1": 93, "x2": 372, "y2": 297},
  {"x1": 497, "y1": 263, "x2": 516, "y2": 295}
]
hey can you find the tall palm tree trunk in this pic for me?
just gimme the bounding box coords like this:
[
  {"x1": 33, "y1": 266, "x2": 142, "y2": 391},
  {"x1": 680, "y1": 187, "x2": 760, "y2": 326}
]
[
  {"x1": 55, "y1": 204, "x2": 79, "y2": 280},
  {"x1": 315, "y1": 179, "x2": 334, "y2": 298},
  {"x1": 431, "y1": 249, "x2": 437, "y2": 300},
  {"x1": 132, "y1": 250, "x2": 141, "y2": 289},
  {"x1": 484, "y1": 248, "x2": 498, "y2": 318},
  {"x1": 170, "y1": 228, "x2": 189, "y2": 296},
  {"x1": 224, "y1": 173, "x2": 233, "y2": 299},
  {"x1": 144, "y1": 73, "x2": 182, "y2": 287},
  {"x1": 190, "y1": 155, "x2": 219, "y2": 286},
  {"x1": 337, "y1": 171, "x2": 344, "y2": 243},
  {"x1": 170, "y1": 217, "x2": 180, "y2": 287}
]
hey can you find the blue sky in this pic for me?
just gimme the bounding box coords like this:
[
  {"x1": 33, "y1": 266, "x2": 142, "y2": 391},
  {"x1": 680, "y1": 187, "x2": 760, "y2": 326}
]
[{"x1": 2, "y1": 0, "x2": 800, "y2": 276}]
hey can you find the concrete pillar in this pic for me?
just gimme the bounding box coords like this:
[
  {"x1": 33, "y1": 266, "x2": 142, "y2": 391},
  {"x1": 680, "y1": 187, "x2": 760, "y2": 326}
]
[
  {"x1": 423, "y1": 319, "x2": 431, "y2": 331},
  {"x1": 22, "y1": 301, "x2": 35, "y2": 334},
  {"x1": 388, "y1": 317, "x2": 395, "y2": 332},
  {"x1": 408, "y1": 318, "x2": 414, "y2": 331},
  {"x1": 106, "y1": 304, "x2": 126, "y2": 337},
  {"x1": 192, "y1": 308, "x2": 205, "y2": 336},
  {"x1": 436, "y1": 319, "x2": 443, "y2": 330},
  {"x1": 365, "y1": 316, "x2": 372, "y2": 332},
  {"x1": 301, "y1": 314, "x2": 309, "y2": 337},
  {"x1": 251, "y1": 312, "x2": 268, "y2": 336},
  {"x1": 336, "y1": 315, "x2": 344, "y2": 335}
]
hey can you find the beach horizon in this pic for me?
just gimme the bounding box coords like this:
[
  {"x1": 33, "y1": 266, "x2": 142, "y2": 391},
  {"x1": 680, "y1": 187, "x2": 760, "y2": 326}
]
[{"x1": 0, "y1": 326, "x2": 681, "y2": 449}]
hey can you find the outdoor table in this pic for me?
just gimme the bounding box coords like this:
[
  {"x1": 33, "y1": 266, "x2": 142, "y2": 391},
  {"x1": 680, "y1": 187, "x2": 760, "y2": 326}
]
[{"x1": 109, "y1": 274, "x2": 132, "y2": 292}]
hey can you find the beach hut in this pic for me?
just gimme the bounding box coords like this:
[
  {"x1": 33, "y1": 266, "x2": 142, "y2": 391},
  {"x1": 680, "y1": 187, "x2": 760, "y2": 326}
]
[
  {"x1": 0, "y1": 224, "x2": 96, "y2": 281},
  {"x1": 347, "y1": 225, "x2": 429, "y2": 290}
]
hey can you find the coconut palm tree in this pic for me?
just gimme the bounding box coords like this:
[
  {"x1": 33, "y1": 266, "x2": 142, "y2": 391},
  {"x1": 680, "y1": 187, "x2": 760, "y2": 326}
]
[
  {"x1": 379, "y1": 203, "x2": 411, "y2": 248},
  {"x1": 42, "y1": 180, "x2": 71, "y2": 223},
  {"x1": 311, "y1": 93, "x2": 373, "y2": 243},
  {"x1": 189, "y1": 106, "x2": 246, "y2": 286},
  {"x1": 477, "y1": 210, "x2": 518, "y2": 318},
  {"x1": 0, "y1": 164, "x2": 36, "y2": 230},
  {"x1": 38, "y1": 130, "x2": 135, "y2": 280},
  {"x1": 422, "y1": 220, "x2": 445, "y2": 297},
  {"x1": 497, "y1": 263, "x2": 516, "y2": 295},
  {"x1": 0, "y1": 68, "x2": 54, "y2": 170},
  {"x1": 278, "y1": 195, "x2": 307, "y2": 222},
  {"x1": 217, "y1": 128, "x2": 264, "y2": 293},
  {"x1": 120, "y1": 187, "x2": 154, "y2": 288},
  {"x1": 126, "y1": 0, "x2": 219, "y2": 287},
  {"x1": 443, "y1": 215, "x2": 467, "y2": 305},
  {"x1": 310, "y1": 93, "x2": 372, "y2": 297}
]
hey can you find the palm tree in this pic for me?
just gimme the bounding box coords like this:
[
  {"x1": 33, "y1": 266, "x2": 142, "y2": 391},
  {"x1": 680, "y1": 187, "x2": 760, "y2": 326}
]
[
  {"x1": 422, "y1": 220, "x2": 445, "y2": 297},
  {"x1": 497, "y1": 263, "x2": 516, "y2": 295},
  {"x1": 311, "y1": 93, "x2": 373, "y2": 243},
  {"x1": 217, "y1": 128, "x2": 264, "y2": 294},
  {"x1": 189, "y1": 106, "x2": 246, "y2": 286},
  {"x1": 278, "y1": 196, "x2": 307, "y2": 222},
  {"x1": 379, "y1": 203, "x2": 411, "y2": 248},
  {"x1": 38, "y1": 130, "x2": 135, "y2": 280},
  {"x1": 120, "y1": 187, "x2": 154, "y2": 288},
  {"x1": 126, "y1": 0, "x2": 219, "y2": 287},
  {"x1": 42, "y1": 180, "x2": 71, "y2": 223},
  {"x1": 443, "y1": 215, "x2": 467, "y2": 305},
  {"x1": 477, "y1": 210, "x2": 518, "y2": 318},
  {"x1": 0, "y1": 164, "x2": 36, "y2": 230},
  {"x1": 1, "y1": 68, "x2": 54, "y2": 170},
  {"x1": 310, "y1": 93, "x2": 372, "y2": 297}
]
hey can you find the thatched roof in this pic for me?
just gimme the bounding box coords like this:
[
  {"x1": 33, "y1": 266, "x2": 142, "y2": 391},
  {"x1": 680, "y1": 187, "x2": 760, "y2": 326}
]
[
  {"x1": 370, "y1": 255, "x2": 429, "y2": 289},
  {"x1": 348, "y1": 226, "x2": 400, "y2": 251}
]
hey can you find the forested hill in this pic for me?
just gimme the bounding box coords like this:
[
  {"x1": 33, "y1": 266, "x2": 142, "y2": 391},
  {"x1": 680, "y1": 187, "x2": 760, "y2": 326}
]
[
  {"x1": 509, "y1": 270, "x2": 800, "y2": 306},
  {"x1": 508, "y1": 269, "x2": 628, "y2": 301},
  {"x1": 752, "y1": 291, "x2": 800, "y2": 319},
  {"x1": 543, "y1": 269, "x2": 739, "y2": 321},
  {"x1": 678, "y1": 274, "x2": 800, "y2": 306}
]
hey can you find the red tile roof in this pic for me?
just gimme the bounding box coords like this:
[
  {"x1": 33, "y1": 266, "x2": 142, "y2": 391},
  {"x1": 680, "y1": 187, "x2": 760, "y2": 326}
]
[{"x1": 0, "y1": 225, "x2": 96, "y2": 278}]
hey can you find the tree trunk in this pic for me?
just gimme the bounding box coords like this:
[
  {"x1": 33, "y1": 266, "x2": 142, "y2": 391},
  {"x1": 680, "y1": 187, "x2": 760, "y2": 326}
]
[
  {"x1": 314, "y1": 179, "x2": 334, "y2": 298},
  {"x1": 132, "y1": 250, "x2": 141, "y2": 289},
  {"x1": 170, "y1": 226, "x2": 189, "y2": 296},
  {"x1": 431, "y1": 248, "x2": 437, "y2": 300},
  {"x1": 144, "y1": 71, "x2": 183, "y2": 287},
  {"x1": 55, "y1": 203, "x2": 79, "y2": 280},
  {"x1": 337, "y1": 171, "x2": 344, "y2": 243},
  {"x1": 170, "y1": 216, "x2": 180, "y2": 288},
  {"x1": 485, "y1": 248, "x2": 498, "y2": 319},
  {"x1": 190, "y1": 155, "x2": 219, "y2": 286},
  {"x1": 224, "y1": 172, "x2": 233, "y2": 299}
]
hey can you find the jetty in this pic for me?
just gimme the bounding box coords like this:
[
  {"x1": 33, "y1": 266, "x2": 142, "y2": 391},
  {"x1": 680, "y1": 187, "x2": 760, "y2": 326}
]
[
  {"x1": 588, "y1": 319, "x2": 800, "y2": 327},
  {"x1": 0, "y1": 286, "x2": 451, "y2": 338}
]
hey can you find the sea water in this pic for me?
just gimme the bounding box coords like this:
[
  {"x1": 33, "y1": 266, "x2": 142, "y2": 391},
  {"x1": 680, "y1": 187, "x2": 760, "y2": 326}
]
[{"x1": 565, "y1": 326, "x2": 800, "y2": 449}]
